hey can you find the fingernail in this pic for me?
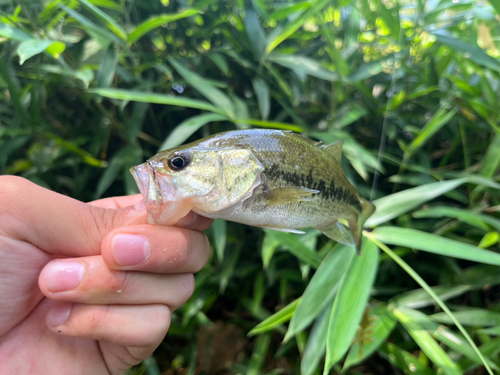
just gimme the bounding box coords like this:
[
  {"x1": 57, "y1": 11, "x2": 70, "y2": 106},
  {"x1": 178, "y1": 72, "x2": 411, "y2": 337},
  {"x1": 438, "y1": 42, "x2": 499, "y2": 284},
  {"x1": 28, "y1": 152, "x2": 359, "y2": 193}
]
[
  {"x1": 44, "y1": 262, "x2": 84, "y2": 292},
  {"x1": 47, "y1": 303, "x2": 72, "y2": 327},
  {"x1": 112, "y1": 234, "x2": 150, "y2": 266}
]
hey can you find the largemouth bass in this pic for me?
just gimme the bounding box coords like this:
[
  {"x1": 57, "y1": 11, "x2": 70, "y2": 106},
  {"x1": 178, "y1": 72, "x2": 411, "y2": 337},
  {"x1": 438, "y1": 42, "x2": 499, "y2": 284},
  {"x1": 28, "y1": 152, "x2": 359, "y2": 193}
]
[{"x1": 130, "y1": 129, "x2": 375, "y2": 252}]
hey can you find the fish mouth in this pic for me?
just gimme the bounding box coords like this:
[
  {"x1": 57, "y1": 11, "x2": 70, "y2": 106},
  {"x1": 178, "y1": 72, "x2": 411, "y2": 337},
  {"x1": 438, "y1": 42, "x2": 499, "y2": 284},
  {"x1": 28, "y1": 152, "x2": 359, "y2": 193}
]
[{"x1": 129, "y1": 162, "x2": 176, "y2": 211}]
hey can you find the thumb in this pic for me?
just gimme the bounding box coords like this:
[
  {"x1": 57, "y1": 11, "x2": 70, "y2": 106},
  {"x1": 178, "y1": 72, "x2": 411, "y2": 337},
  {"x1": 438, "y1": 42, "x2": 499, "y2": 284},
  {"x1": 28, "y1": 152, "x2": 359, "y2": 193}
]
[{"x1": 1, "y1": 176, "x2": 147, "y2": 257}]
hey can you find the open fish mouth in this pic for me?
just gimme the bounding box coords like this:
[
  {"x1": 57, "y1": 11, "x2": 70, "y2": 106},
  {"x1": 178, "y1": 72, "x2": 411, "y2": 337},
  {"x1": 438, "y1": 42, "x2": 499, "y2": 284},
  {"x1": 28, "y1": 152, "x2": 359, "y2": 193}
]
[{"x1": 129, "y1": 162, "x2": 176, "y2": 210}]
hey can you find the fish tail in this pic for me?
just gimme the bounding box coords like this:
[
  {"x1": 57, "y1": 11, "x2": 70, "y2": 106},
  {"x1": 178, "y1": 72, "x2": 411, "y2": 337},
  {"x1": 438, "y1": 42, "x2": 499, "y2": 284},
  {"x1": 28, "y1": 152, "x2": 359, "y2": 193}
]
[{"x1": 349, "y1": 197, "x2": 376, "y2": 254}]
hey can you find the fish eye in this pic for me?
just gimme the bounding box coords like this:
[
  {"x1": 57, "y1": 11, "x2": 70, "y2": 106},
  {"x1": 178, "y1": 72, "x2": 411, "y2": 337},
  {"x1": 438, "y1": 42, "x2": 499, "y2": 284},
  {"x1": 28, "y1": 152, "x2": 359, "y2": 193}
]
[{"x1": 167, "y1": 152, "x2": 190, "y2": 171}]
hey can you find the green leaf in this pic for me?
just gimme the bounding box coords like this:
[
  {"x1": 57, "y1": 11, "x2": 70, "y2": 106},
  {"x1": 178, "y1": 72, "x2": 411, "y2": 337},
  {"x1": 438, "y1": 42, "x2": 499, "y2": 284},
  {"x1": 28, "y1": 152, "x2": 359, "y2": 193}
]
[
  {"x1": 247, "y1": 334, "x2": 271, "y2": 375},
  {"x1": 366, "y1": 179, "x2": 468, "y2": 227},
  {"x1": 379, "y1": 343, "x2": 434, "y2": 375},
  {"x1": 261, "y1": 233, "x2": 280, "y2": 269},
  {"x1": 86, "y1": 88, "x2": 226, "y2": 115},
  {"x1": 251, "y1": 78, "x2": 270, "y2": 120},
  {"x1": 371, "y1": 226, "x2": 500, "y2": 266},
  {"x1": 248, "y1": 298, "x2": 301, "y2": 336},
  {"x1": 211, "y1": 219, "x2": 227, "y2": 263},
  {"x1": 159, "y1": 113, "x2": 228, "y2": 151},
  {"x1": 432, "y1": 31, "x2": 500, "y2": 73},
  {"x1": 17, "y1": 39, "x2": 66, "y2": 64},
  {"x1": 96, "y1": 43, "x2": 118, "y2": 88},
  {"x1": 393, "y1": 308, "x2": 462, "y2": 375},
  {"x1": 343, "y1": 305, "x2": 397, "y2": 370},
  {"x1": 285, "y1": 245, "x2": 355, "y2": 341},
  {"x1": 478, "y1": 325, "x2": 500, "y2": 336},
  {"x1": 59, "y1": 4, "x2": 125, "y2": 46},
  {"x1": 264, "y1": 230, "x2": 322, "y2": 268},
  {"x1": 347, "y1": 58, "x2": 393, "y2": 82},
  {"x1": 42, "y1": 132, "x2": 106, "y2": 167},
  {"x1": 265, "y1": 0, "x2": 331, "y2": 54},
  {"x1": 267, "y1": 53, "x2": 339, "y2": 81},
  {"x1": 269, "y1": 2, "x2": 312, "y2": 21},
  {"x1": 413, "y1": 206, "x2": 497, "y2": 232},
  {"x1": 301, "y1": 303, "x2": 332, "y2": 375},
  {"x1": 478, "y1": 232, "x2": 500, "y2": 248},
  {"x1": 80, "y1": 0, "x2": 127, "y2": 40},
  {"x1": 244, "y1": 1, "x2": 266, "y2": 59},
  {"x1": 431, "y1": 309, "x2": 500, "y2": 327},
  {"x1": 0, "y1": 22, "x2": 30, "y2": 41},
  {"x1": 127, "y1": 9, "x2": 199, "y2": 44},
  {"x1": 480, "y1": 134, "x2": 500, "y2": 178},
  {"x1": 406, "y1": 107, "x2": 457, "y2": 157},
  {"x1": 169, "y1": 58, "x2": 235, "y2": 118},
  {"x1": 389, "y1": 285, "x2": 472, "y2": 309},
  {"x1": 324, "y1": 241, "x2": 379, "y2": 372},
  {"x1": 233, "y1": 118, "x2": 302, "y2": 132}
]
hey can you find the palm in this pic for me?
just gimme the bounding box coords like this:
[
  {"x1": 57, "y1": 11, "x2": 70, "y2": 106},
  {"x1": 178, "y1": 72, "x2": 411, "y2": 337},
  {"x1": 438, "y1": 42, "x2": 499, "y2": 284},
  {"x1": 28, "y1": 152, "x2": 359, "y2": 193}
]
[{"x1": 0, "y1": 240, "x2": 109, "y2": 374}]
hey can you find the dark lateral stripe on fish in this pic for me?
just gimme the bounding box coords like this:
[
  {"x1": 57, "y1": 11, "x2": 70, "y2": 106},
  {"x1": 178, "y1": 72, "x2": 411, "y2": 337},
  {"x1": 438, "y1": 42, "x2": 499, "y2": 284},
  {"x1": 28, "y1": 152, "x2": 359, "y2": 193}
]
[{"x1": 265, "y1": 164, "x2": 362, "y2": 211}]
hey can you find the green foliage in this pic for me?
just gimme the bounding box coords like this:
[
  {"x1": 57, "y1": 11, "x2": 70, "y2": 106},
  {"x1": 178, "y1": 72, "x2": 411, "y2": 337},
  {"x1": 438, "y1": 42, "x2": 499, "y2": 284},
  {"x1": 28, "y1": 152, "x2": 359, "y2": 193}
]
[{"x1": 2, "y1": 0, "x2": 500, "y2": 373}]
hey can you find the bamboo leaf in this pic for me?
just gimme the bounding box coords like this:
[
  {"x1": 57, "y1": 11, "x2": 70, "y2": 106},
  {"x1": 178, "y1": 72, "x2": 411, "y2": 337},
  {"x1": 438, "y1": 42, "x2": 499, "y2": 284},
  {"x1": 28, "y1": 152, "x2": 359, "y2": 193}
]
[
  {"x1": 127, "y1": 9, "x2": 199, "y2": 44},
  {"x1": 285, "y1": 245, "x2": 355, "y2": 341},
  {"x1": 248, "y1": 298, "x2": 301, "y2": 336},
  {"x1": 159, "y1": 113, "x2": 228, "y2": 151},
  {"x1": 86, "y1": 88, "x2": 226, "y2": 115},
  {"x1": 366, "y1": 179, "x2": 468, "y2": 227},
  {"x1": 169, "y1": 58, "x2": 235, "y2": 117},
  {"x1": 80, "y1": 0, "x2": 127, "y2": 40},
  {"x1": 324, "y1": 241, "x2": 379, "y2": 372},
  {"x1": 371, "y1": 226, "x2": 500, "y2": 266}
]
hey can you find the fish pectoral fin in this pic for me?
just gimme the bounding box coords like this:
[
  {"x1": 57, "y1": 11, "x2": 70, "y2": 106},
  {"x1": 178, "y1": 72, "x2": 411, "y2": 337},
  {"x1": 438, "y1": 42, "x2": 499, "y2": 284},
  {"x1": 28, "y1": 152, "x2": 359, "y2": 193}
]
[
  {"x1": 264, "y1": 187, "x2": 319, "y2": 207},
  {"x1": 320, "y1": 221, "x2": 355, "y2": 247},
  {"x1": 261, "y1": 226, "x2": 306, "y2": 234}
]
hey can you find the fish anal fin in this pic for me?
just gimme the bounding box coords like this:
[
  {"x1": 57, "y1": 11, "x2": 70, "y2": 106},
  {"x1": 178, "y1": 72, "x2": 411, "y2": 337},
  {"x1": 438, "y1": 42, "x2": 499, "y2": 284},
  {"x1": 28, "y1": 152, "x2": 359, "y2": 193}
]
[
  {"x1": 320, "y1": 221, "x2": 356, "y2": 248},
  {"x1": 321, "y1": 140, "x2": 344, "y2": 163},
  {"x1": 261, "y1": 226, "x2": 306, "y2": 234},
  {"x1": 265, "y1": 187, "x2": 319, "y2": 207}
]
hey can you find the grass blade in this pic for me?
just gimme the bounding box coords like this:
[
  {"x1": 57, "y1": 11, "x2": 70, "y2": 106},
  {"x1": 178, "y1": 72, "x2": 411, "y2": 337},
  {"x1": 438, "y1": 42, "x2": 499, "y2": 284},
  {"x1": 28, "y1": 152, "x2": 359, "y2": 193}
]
[
  {"x1": 431, "y1": 309, "x2": 500, "y2": 327},
  {"x1": 248, "y1": 298, "x2": 300, "y2": 336},
  {"x1": 251, "y1": 78, "x2": 270, "y2": 120},
  {"x1": 301, "y1": 303, "x2": 332, "y2": 375},
  {"x1": 366, "y1": 179, "x2": 468, "y2": 227},
  {"x1": 371, "y1": 226, "x2": 500, "y2": 265},
  {"x1": 264, "y1": 230, "x2": 322, "y2": 268},
  {"x1": 86, "y1": 88, "x2": 226, "y2": 115},
  {"x1": 80, "y1": 0, "x2": 127, "y2": 40},
  {"x1": 159, "y1": 113, "x2": 228, "y2": 151},
  {"x1": 169, "y1": 58, "x2": 234, "y2": 117},
  {"x1": 324, "y1": 241, "x2": 379, "y2": 372},
  {"x1": 285, "y1": 245, "x2": 355, "y2": 341},
  {"x1": 366, "y1": 233, "x2": 494, "y2": 375},
  {"x1": 393, "y1": 308, "x2": 462, "y2": 375},
  {"x1": 127, "y1": 9, "x2": 199, "y2": 44}
]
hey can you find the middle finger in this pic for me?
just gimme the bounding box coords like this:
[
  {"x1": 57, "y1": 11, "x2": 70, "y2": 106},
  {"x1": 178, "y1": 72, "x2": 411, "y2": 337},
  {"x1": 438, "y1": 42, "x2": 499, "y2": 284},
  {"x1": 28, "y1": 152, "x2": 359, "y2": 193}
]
[{"x1": 39, "y1": 256, "x2": 195, "y2": 309}]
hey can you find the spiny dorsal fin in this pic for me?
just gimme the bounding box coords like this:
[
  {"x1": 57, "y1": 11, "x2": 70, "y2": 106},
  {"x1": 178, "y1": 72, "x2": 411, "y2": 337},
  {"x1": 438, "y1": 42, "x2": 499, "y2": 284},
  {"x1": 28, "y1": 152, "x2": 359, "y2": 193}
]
[{"x1": 322, "y1": 140, "x2": 344, "y2": 163}]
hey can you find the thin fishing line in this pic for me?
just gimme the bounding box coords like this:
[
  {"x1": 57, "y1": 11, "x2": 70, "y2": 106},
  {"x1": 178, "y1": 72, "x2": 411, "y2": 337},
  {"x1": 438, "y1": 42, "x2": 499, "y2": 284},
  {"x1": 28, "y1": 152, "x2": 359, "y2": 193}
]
[{"x1": 370, "y1": 7, "x2": 404, "y2": 201}]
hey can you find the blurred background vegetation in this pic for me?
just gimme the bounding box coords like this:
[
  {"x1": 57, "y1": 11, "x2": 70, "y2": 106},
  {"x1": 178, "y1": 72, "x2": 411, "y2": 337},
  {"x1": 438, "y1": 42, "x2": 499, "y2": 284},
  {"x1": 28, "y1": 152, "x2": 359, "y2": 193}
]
[{"x1": 2, "y1": 0, "x2": 500, "y2": 374}]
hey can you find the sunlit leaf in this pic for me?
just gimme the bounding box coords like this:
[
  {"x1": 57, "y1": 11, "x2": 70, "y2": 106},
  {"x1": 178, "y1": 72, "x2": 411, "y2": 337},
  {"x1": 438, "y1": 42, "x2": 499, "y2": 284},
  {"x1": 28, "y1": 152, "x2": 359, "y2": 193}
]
[
  {"x1": 372, "y1": 227, "x2": 500, "y2": 265},
  {"x1": 248, "y1": 298, "x2": 301, "y2": 336},
  {"x1": 80, "y1": 0, "x2": 127, "y2": 40},
  {"x1": 128, "y1": 9, "x2": 199, "y2": 44},
  {"x1": 17, "y1": 39, "x2": 65, "y2": 64}
]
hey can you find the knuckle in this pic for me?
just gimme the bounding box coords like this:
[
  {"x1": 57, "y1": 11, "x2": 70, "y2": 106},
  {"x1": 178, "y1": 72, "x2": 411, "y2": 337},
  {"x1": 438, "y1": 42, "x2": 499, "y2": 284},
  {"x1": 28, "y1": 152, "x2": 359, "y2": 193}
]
[
  {"x1": 191, "y1": 232, "x2": 211, "y2": 272},
  {"x1": 78, "y1": 205, "x2": 117, "y2": 245}
]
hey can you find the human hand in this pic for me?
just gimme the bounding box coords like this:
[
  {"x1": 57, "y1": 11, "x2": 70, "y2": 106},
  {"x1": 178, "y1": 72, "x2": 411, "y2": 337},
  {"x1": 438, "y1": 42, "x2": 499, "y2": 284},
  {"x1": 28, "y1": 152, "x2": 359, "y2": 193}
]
[{"x1": 0, "y1": 176, "x2": 212, "y2": 374}]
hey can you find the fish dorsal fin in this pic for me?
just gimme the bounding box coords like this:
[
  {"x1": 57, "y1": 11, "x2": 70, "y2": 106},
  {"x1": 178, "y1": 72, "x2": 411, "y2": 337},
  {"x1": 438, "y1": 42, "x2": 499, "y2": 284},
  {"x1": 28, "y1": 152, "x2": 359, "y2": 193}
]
[{"x1": 322, "y1": 140, "x2": 344, "y2": 163}]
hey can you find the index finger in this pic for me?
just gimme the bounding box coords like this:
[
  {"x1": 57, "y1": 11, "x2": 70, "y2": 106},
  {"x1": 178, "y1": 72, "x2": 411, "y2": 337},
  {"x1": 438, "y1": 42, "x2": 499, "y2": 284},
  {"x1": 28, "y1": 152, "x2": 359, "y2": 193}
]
[{"x1": 90, "y1": 195, "x2": 213, "y2": 232}]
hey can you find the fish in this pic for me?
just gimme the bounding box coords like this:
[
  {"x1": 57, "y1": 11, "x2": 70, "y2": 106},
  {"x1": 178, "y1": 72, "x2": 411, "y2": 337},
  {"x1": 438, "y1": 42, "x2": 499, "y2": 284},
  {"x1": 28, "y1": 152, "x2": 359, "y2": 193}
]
[{"x1": 130, "y1": 129, "x2": 375, "y2": 252}]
